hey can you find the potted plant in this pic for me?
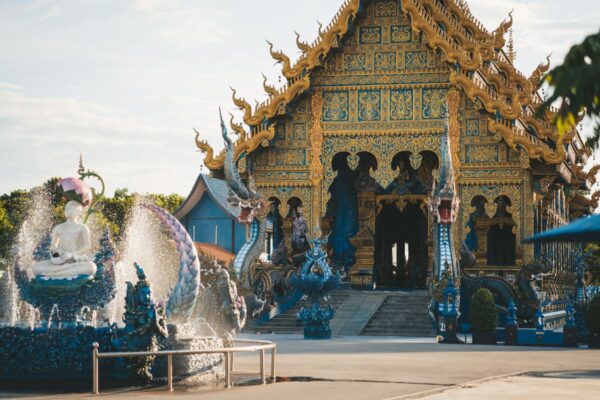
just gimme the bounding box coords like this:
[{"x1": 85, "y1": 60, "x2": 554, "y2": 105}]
[
  {"x1": 470, "y1": 288, "x2": 498, "y2": 344},
  {"x1": 587, "y1": 294, "x2": 600, "y2": 348}
]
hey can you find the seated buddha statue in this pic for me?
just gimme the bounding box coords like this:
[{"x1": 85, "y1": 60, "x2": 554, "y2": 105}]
[{"x1": 32, "y1": 200, "x2": 97, "y2": 280}]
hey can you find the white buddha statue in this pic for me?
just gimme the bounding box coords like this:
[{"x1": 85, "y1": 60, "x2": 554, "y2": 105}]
[{"x1": 33, "y1": 200, "x2": 97, "y2": 280}]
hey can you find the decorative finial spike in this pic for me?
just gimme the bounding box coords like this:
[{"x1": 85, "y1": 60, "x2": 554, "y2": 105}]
[
  {"x1": 507, "y1": 28, "x2": 516, "y2": 63},
  {"x1": 78, "y1": 154, "x2": 85, "y2": 175}
]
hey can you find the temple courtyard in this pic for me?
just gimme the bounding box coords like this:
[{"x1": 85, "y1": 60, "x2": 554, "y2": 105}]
[{"x1": 2, "y1": 334, "x2": 598, "y2": 400}]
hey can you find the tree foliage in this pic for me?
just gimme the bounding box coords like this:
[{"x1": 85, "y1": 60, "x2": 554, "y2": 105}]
[
  {"x1": 585, "y1": 243, "x2": 600, "y2": 284},
  {"x1": 0, "y1": 180, "x2": 184, "y2": 266},
  {"x1": 469, "y1": 288, "x2": 498, "y2": 333},
  {"x1": 587, "y1": 294, "x2": 600, "y2": 335},
  {"x1": 539, "y1": 30, "x2": 600, "y2": 145}
]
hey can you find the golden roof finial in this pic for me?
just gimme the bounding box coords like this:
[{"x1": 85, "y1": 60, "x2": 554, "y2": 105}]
[
  {"x1": 228, "y1": 112, "x2": 247, "y2": 140},
  {"x1": 317, "y1": 20, "x2": 324, "y2": 38},
  {"x1": 507, "y1": 28, "x2": 516, "y2": 64},
  {"x1": 261, "y1": 73, "x2": 278, "y2": 98},
  {"x1": 294, "y1": 30, "x2": 311, "y2": 53}
]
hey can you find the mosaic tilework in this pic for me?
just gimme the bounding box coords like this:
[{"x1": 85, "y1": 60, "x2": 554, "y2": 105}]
[
  {"x1": 374, "y1": 0, "x2": 397, "y2": 17},
  {"x1": 391, "y1": 25, "x2": 411, "y2": 43},
  {"x1": 275, "y1": 148, "x2": 306, "y2": 166},
  {"x1": 344, "y1": 53, "x2": 367, "y2": 71},
  {"x1": 360, "y1": 26, "x2": 382, "y2": 44},
  {"x1": 465, "y1": 145, "x2": 498, "y2": 163},
  {"x1": 422, "y1": 88, "x2": 448, "y2": 119},
  {"x1": 465, "y1": 119, "x2": 479, "y2": 136},
  {"x1": 292, "y1": 123, "x2": 307, "y2": 140},
  {"x1": 275, "y1": 124, "x2": 285, "y2": 140},
  {"x1": 374, "y1": 52, "x2": 396, "y2": 71},
  {"x1": 389, "y1": 89, "x2": 413, "y2": 120},
  {"x1": 358, "y1": 90, "x2": 382, "y2": 121},
  {"x1": 406, "y1": 51, "x2": 428, "y2": 69},
  {"x1": 323, "y1": 91, "x2": 349, "y2": 121}
]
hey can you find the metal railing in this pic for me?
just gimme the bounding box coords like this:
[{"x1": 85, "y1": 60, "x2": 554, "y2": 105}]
[{"x1": 91, "y1": 338, "x2": 276, "y2": 395}]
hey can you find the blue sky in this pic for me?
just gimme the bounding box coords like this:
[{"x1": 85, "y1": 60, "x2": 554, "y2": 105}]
[{"x1": 1, "y1": 0, "x2": 599, "y2": 196}]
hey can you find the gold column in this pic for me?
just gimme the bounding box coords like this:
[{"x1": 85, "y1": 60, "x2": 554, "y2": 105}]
[
  {"x1": 448, "y1": 88, "x2": 462, "y2": 255},
  {"x1": 310, "y1": 93, "x2": 325, "y2": 231}
]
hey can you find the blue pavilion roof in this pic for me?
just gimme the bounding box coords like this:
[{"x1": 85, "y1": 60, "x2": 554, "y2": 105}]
[{"x1": 174, "y1": 174, "x2": 240, "y2": 220}]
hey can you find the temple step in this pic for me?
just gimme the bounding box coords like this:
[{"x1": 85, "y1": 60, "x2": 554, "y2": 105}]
[
  {"x1": 248, "y1": 289, "x2": 435, "y2": 337},
  {"x1": 247, "y1": 290, "x2": 351, "y2": 334},
  {"x1": 360, "y1": 291, "x2": 436, "y2": 337}
]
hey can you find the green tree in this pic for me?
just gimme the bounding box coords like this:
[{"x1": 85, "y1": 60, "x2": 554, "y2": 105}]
[
  {"x1": 99, "y1": 188, "x2": 135, "y2": 236},
  {"x1": 0, "y1": 202, "x2": 14, "y2": 266},
  {"x1": 148, "y1": 193, "x2": 184, "y2": 214},
  {"x1": 539, "y1": 30, "x2": 600, "y2": 145},
  {"x1": 0, "y1": 189, "x2": 31, "y2": 260},
  {"x1": 0, "y1": 182, "x2": 184, "y2": 257}
]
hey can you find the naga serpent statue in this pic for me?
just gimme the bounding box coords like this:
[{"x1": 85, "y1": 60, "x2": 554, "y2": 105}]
[
  {"x1": 219, "y1": 110, "x2": 271, "y2": 286},
  {"x1": 458, "y1": 243, "x2": 552, "y2": 325},
  {"x1": 144, "y1": 204, "x2": 247, "y2": 333},
  {"x1": 141, "y1": 204, "x2": 201, "y2": 322},
  {"x1": 428, "y1": 124, "x2": 461, "y2": 321}
]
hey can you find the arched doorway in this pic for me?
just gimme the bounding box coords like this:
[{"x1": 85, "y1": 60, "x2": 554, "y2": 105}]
[
  {"x1": 487, "y1": 195, "x2": 516, "y2": 266},
  {"x1": 373, "y1": 151, "x2": 438, "y2": 289}
]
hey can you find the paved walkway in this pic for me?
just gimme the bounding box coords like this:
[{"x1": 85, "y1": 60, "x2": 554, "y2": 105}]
[{"x1": 1, "y1": 334, "x2": 598, "y2": 399}]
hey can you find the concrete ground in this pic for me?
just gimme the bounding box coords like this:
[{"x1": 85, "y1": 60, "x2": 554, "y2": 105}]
[{"x1": 1, "y1": 334, "x2": 599, "y2": 400}]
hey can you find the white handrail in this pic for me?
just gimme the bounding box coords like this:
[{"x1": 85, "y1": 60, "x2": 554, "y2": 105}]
[{"x1": 91, "y1": 338, "x2": 276, "y2": 394}]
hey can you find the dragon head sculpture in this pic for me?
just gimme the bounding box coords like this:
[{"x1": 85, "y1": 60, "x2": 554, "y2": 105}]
[
  {"x1": 429, "y1": 123, "x2": 459, "y2": 225},
  {"x1": 219, "y1": 109, "x2": 270, "y2": 224}
]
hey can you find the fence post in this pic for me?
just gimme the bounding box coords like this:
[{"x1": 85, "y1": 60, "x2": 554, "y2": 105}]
[
  {"x1": 167, "y1": 353, "x2": 174, "y2": 392},
  {"x1": 270, "y1": 347, "x2": 276, "y2": 382},
  {"x1": 225, "y1": 351, "x2": 231, "y2": 388},
  {"x1": 92, "y1": 342, "x2": 99, "y2": 395},
  {"x1": 260, "y1": 349, "x2": 265, "y2": 384},
  {"x1": 230, "y1": 352, "x2": 234, "y2": 372}
]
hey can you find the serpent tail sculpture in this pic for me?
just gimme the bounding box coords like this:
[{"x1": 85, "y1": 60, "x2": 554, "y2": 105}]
[
  {"x1": 142, "y1": 203, "x2": 201, "y2": 322},
  {"x1": 219, "y1": 109, "x2": 270, "y2": 286},
  {"x1": 458, "y1": 243, "x2": 551, "y2": 325},
  {"x1": 428, "y1": 122, "x2": 461, "y2": 320}
]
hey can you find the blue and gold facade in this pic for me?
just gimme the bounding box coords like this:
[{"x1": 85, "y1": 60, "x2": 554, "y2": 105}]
[{"x1": 196, "y1": 0, "x2": 593, "y2": 295}]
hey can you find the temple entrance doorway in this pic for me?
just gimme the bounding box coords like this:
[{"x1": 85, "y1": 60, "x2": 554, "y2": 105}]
[
  {"x1": 374, "y1": 200, "x2": 429, "y2": 288},
  {"x1": 323, "y1": 150, "x2": 437, "y2": 289},
  {"x1": 372, "y1": 151, "x2": 437, "y2": 289}
]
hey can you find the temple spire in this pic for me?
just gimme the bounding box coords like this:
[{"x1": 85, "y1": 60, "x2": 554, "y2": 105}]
[{"x1": 507, "y1": 28, "x2": 516, "y2": 64}]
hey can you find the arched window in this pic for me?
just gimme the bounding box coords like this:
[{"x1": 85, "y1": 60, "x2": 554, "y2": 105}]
[
  {"x1": 465, "y1": 195, "x2": 490, "y2": 255},
  {"x1": 487, "y1": 196, "x2": 516, "y2": 266}
]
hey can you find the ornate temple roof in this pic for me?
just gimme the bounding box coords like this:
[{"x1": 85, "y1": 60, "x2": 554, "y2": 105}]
[
  {"x1": 174, "y1": 174, "x2": 240, "y2": 220},
  {"x1": 195, "y1": 0, "x2": 587, "y2": 180}
]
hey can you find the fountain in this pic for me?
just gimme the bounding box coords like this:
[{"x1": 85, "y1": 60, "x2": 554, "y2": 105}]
[{"x1": 0, "y1": 161, "x2": 247, "y2": 388}]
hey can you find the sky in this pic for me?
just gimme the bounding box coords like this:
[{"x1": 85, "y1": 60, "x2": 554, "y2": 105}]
[{"x1": 1, "y1": 0, "x2": 599, "y2": 197}]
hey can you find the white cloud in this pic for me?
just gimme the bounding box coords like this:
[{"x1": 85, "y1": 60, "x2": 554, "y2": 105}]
[
  {"x1": 132, "y1": 0, "x2": 229, "y2": 46},
  {"x1": 0, "y1": 83, "x2": 201, "y2": 195},
  {"x1": 468, "y1": 0, "x2": 599, "y2": 73},
  {"x1": 0, "y1": 82, "x2": 22, "y2": 91},
  {"x1": 0, "y1": 86, "x2": 164, "y2": 146}
]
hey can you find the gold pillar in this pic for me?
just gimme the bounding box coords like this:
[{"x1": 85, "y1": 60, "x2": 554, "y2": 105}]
[
  {"x1": 310, "y1": 92, "x2": 325, "y2": 231},
  {"x1": 350, "y1": 191, "x2": 376, "y2": 287}
]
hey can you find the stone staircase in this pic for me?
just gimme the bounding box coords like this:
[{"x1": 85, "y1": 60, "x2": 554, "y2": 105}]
[
  {"x1": 248, "y1": 290, "x2": 351, "y2": 334},
  {"x1": 360, "y1": 291, "x2": 435, "y2": 337}
]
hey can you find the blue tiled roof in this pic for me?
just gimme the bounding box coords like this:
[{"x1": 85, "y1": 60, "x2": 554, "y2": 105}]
[
  {"x1": 175, "y1": 173, "x2": 240, "y2": 220},
  {"x1": 202, "y1": 175, "x2": 240, "y2": 218}
]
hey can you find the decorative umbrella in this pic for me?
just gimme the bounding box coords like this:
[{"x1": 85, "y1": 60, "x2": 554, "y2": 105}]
[{"x1": 523, "y1": 214, "x2": 600, "y2": 243}]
